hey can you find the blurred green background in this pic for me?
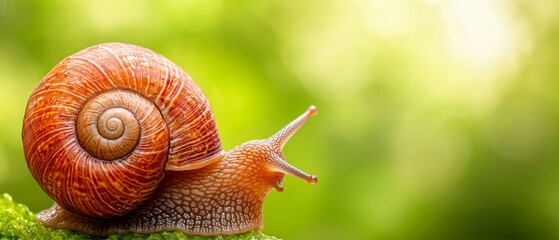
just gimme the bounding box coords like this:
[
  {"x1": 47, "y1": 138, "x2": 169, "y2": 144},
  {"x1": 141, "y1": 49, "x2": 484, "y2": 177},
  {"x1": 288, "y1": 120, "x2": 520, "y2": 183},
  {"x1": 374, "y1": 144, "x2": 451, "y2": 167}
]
[{"x1": 1, "y1": 0, "x2": 558, "y2": 239}]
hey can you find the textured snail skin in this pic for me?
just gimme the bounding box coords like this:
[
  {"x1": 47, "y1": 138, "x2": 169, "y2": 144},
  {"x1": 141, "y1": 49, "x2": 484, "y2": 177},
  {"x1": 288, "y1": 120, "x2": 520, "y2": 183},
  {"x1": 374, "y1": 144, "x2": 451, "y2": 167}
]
[{"x1": 23, "y1": 43, "x2": 317, "y2": 236}]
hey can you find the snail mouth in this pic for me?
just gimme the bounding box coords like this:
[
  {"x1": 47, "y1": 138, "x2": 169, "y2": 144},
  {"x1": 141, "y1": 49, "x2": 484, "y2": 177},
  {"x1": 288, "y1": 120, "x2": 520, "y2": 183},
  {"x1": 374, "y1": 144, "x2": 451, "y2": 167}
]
[{"x1": 272, "y1": 177, "x2": 284, "y2": 192}]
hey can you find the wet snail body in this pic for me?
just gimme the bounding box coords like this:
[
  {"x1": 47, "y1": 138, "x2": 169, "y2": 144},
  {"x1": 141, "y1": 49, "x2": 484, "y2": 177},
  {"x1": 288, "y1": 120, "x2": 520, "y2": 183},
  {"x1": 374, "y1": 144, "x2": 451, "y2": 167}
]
[{"x1": 22, "y1": 43, "x2": 317, "y2": 236}]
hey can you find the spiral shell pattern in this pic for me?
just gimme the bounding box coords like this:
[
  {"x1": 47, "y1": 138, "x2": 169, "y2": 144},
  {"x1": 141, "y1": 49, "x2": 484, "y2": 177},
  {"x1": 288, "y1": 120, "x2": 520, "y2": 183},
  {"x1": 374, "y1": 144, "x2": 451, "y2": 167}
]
[
  {"x1": 76, "y1": 91, "x2": 143, "y2": 161},
  {"x1": 22, "y1": 43, "x2": 223, "y2": 218}
]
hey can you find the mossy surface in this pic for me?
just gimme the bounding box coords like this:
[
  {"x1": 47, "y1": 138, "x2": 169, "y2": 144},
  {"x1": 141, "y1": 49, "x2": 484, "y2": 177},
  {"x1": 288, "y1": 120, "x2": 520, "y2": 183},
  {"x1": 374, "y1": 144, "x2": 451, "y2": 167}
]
[{"x1": 0, "y1": 193, "x2": 279, "y2": 240}]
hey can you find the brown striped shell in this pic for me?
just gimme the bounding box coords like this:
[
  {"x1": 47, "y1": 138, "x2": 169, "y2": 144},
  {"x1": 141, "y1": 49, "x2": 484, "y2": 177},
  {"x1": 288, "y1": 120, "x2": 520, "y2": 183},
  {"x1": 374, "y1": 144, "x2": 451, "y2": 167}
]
[{"x1": 22, "y1": 43, "x2": 223, "y2": 219}]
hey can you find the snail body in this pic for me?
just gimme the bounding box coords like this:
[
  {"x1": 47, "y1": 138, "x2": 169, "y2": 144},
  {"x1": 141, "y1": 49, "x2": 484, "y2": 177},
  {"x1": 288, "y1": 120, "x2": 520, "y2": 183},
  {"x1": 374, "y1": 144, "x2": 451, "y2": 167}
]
[{"x1": 22, "y1": 43, "x2": 317, "y2": 236}]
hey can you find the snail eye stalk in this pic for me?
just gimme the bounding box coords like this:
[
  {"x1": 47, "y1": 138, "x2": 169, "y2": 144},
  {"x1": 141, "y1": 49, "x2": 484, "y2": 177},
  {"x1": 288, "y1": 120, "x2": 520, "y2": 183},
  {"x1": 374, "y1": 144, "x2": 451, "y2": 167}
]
[{"x1": 266, "y1": 106, "x2": 318, "y2": 186}]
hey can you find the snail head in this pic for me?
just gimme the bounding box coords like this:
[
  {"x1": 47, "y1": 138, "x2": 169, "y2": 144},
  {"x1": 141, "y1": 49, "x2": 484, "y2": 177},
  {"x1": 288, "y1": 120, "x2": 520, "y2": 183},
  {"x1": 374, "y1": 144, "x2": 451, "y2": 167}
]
[{"x1": 232, "y1": 106, "x2": 318, "y2": 192}]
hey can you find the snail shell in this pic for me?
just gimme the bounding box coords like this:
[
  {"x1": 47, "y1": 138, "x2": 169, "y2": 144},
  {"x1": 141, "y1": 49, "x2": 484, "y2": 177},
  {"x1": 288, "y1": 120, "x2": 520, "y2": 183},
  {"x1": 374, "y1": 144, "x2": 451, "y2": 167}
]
[{"x1": 22, "y1": 43, "x2": 223, "y2": 218}]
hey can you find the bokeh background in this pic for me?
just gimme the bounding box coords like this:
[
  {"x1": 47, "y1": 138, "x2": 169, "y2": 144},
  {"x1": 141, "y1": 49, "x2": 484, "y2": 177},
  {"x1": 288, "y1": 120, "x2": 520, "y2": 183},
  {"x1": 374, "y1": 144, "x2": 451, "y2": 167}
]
[{"x1": 1, "y1": 0, "x2": 558, "y2": 239}]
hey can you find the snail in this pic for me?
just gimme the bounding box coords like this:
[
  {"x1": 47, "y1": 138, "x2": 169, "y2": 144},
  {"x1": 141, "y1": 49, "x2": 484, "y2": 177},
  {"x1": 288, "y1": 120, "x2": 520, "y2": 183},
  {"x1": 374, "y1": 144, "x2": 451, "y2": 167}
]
[{"x1": 22, "y1": 43, "x2": 318, "y2": 236}]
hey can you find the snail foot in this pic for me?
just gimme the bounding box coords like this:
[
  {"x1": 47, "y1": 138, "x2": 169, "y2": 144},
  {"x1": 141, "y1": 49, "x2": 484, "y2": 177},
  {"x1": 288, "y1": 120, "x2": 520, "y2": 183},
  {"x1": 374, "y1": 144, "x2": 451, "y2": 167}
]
[{"x1": 36, "y1": 203, "x2": 110, "y2": 236}]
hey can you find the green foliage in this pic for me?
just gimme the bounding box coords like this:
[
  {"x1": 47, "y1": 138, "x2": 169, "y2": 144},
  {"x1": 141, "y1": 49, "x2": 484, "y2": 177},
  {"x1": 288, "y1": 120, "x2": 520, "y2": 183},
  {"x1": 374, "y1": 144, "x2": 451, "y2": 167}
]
[{"x1": 0, "y1": 194, "x2": 279, "y2": 240}]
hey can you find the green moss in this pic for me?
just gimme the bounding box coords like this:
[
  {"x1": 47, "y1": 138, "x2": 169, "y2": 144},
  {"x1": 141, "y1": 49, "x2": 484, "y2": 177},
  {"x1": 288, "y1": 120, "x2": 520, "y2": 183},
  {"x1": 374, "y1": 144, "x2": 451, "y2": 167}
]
[{"x1": 0, "y1": 193, "x2": 279, "y2": 240}]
